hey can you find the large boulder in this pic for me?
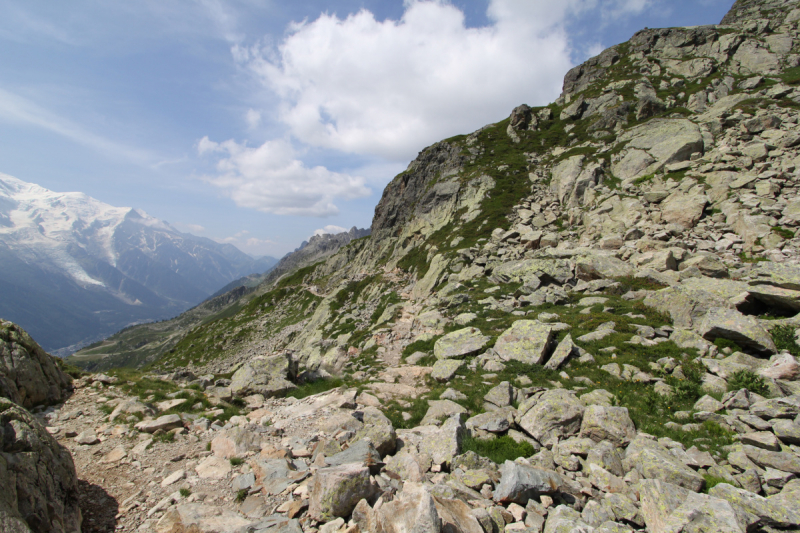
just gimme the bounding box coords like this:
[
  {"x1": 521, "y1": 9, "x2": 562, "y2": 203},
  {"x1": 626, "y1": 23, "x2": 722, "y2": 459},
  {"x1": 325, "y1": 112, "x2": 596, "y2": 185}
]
[
  {"x1": 660, "y1": 190, "x2": 708, "y2": 229},
  {"x1": 374, "y1": 483, "x2": 442, "y2": 533},
  {"x1": 710, "y1": 483, "x2": 800, "y2": 529},
  {"x1": 433, "y1": 328, "x2": 490, "y2": 360},
  {"x1": 397, "y1": 415, "x2": 465, "y2": 467},
  {"x1": 0, "y1": 320, "x2": 72, "y2": 408},
  {"x1": 352, "y1": 407, "x2": 397, "y2": 457},
  {"x1": 579, "y1": 405, "x2": 636, "y2": 447},
  {"x1": 639, "y1": 479, "x2": 752, "y2": 533},
  {"x1": 699, "y1": 307, "x2": 777, "y2": 355},
  {"x1": 617, "y1": 119, "x2": 704, "y2": 171},
  {"x1": 0, "y1": 397, "x2": 82, "y2": 533},
  {"x1": 518, "y1": 389, "x2": 585, "y2": 447},
  {"x1": 493, "y1": 461, "x2": 562, "y2": 505},
  {"x1": 308, "y1": 463, "x2": 376, "y2": 521},
  {"x1": 494, "y1": 320, "x2": 556, "y2": 366},
  {"x1": 230, "y1": 353, "x2": 298, "y2": 398},
  {"x1": 625, "y1": 436, "x2": 705, "y2": 491}
]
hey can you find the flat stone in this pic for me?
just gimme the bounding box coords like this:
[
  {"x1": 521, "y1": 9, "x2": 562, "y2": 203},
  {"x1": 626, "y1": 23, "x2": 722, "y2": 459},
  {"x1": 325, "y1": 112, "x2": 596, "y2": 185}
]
[
  {"x1": 493, "y1": 460, "x2": 562, "y2": 505},
  {"x1": 710, "y1": 482, "x2": 800, "y2": 529},
  {"x1": 518, "y1": 389, "x2": 585, "y2": 448},
  {"x1": 495, "y1": 320, "x2": 555, "y2": 365},
  {"x1": 101, "y1": 445, "x2": 127, "y2": 463},
  {"x1": 135, "y1": 414, "x2": 183, "y2": 434},
  {"x1": 431, "y1": 359, "x2": 464, "y2": 382},
  {"x1": 626, "y1": 437, "x2": 704, "y2": 491},
  {"x1": 195, "y1": 456, "x2": 232, "y2": 479},
  {"x1": 743, "y1": 445, "x2": 800, "y2": 474},
  {"x1": 773, "y1": 419, "x2": 800, "y2": 445},
  {"x1": 544, "y1": 334, "x2": 577, "y2": 371},
  {"x1": 161, "y1": 469, "x2": 185, "y2": 487},
  {"x1": 155, "y1": 504, "x2": 256, "y2": 533},
  {"x1": 155, "y1": 399, "x2": 188, "y2": 412},
  {"x1": 484, "y1": 381, "x2": 514, "y2": 408},
  {"x1": 434, "y1": 328, "x2": 490, "y2": 359},
  {"x1": 740, "y1": 432, "x2": 781, "y2": 451},
  {"x1": 230, "y1": 353, "x2": 298, "y2": 398},
  {"x1": 75, "y1": 429, "x2": 100, "y2": 445},
  {"x1": 466, "y1": 410, "x2": 513, "y2": 434},
  {"x1": 420, "y1": 400, "x2": 468, "y2": 426},
  {"x1": 308, "y1": 463, "x2": 375, "y2": 521},
  {"x1": 699, "y1": 307, "x2": 777, "y2": 355}
]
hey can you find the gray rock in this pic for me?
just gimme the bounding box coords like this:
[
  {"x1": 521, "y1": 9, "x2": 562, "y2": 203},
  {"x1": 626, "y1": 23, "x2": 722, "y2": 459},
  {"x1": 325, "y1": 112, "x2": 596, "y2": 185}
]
[
  {"x1": 466, "y1": 409, "x2": 513, "y2": 434},
  {"x1": 434, "y1": 328, "x2": 490, "y2": 359},
  {"x1": 230, "y1": 353, "x2": 298, "y2": 398},
  {"x1": 484, "y1": 381, "x2": 514, "y2": 408},
  {"x1": 699, "y1": 307, "x2": 777, "y2": 356},
  {"x1": 352, "y1": 407, "x2": 397, "y2": 457},
  {"x1": 0, "y1": 397, "x2": 82, "y2": 533},
  {"x1": 742, "y1": 445, "x2": 800, "y2": 474},
  {"x1": 308, "y1": 463, "x2": 376, "y2": 521},
  {"x1": 773, "y1": 419, "x2": 800, "y2": 445},
  {"x1": 325, "y1": 440, "x2": 381, "y2": 468},
  {"x1": 617, "y1": 118, "x2": 704, "y2": 169},
  {"x1": 750, "y1": 397, "x2": 800, "y2": 420},
  {"x1": 625, "y1": 436, "x2": 705, "y2": 491},
  {"x1": 710, "y1": 482, "x2": 800, "y2": 529},
  {"x1": 374, "y1": 484, "x2": 442, "y2": 533},
  {"x1": 493, "y1": 460, "x2": 562, "y2": 504},
  {"x1": 420, "y1": 400, "x2": 467, "y2": 426},
  {"x1": 543, "y1": 334, "x2": 577, "y2": 370},
  {"x1": 518, "y1": 389, "x2": 585, "y2": 447},
  {"x1": 135, "y1": 414, "x2": 183, "y2": 434},
  {"x1": 639, "y1": 479, "x2": 752, "y2": 533},
  {"x1": 398, "y1": 415, "x2": 465, "y2": 467},
  {"x1": 0, "y1": 320, "x2": 72, "y2": 408},
  {"x1": 580, "y1": 405, "x2": 636, "y2": 447},
  {"x1": 495, "y1": 321, "x2": 556, "y2": 366},
  {"x1": 431, "y1": 360, "x2": 464, "y2": 382}
]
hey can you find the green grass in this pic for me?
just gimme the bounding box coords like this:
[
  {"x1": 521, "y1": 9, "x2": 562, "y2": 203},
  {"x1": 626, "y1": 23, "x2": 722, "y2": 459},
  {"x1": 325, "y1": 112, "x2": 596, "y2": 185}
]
[
  {"x1": 153, "y1": 431, "x2": 176, "y2": 443},
  {"x1": 286, "y1": 378, "x2": 345, "y2": 400},
  {"x1": 773, "y1": 227, "x2": 796, "y2": 240},
  {"x1": 772, "y1": 325, "x2": 800, "y2": 357},
  {"x1": 702, "y1": 474, "x2": 728, "y2": 493},
  {"x1": 179, "y1": 488, "x2": 191, "y2": 498},
  {"x1": 462, "y1": 434, "x2": 535, "y2": 464},
  {"x1": 402, "y1": 337, "x2": 440, "y2": 359},
  {"x1": 235, "y1": 489, "x2": 248, "y2": 503},
  {"x1": 229, "y1": 457, "x2": 244, "y2": 466},
  {"x1": 727, "y1": 370, "x2": 769, "y2": 396}
]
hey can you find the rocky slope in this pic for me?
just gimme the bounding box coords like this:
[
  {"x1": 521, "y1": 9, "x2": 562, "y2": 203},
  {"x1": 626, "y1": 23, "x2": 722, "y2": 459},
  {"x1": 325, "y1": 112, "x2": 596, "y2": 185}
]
[
  {"x1": 8, "y1": 0, "x2": 800, "y2": 532},
  {"x1": 0, "y1": 174, "x2": 269, "y2": 354}
]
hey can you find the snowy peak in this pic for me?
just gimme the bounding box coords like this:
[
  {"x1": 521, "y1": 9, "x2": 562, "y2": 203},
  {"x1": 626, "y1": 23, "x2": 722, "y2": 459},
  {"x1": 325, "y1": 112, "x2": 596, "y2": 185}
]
[{"x1": 0, "y1": 173, "x2": 266, "y2": 353}]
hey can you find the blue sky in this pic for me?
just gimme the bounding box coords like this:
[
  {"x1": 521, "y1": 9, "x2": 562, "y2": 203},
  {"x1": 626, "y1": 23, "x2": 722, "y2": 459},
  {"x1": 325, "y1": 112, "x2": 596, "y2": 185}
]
[{"x1": 0, "y1": 0, "x2": 733, "y2": 257}]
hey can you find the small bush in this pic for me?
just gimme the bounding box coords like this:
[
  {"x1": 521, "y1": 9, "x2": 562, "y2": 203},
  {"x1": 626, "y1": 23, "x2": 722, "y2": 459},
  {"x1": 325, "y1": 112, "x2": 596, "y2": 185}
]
[
  {"x1": 462, "y1": 434, "x2": 535, "y2": 464},
  {"x1": 154, "y1": 431, "x2": 175, "y2": 443},
  {"x1": 179, "y1": 488, "x2": 191, "y2": 498},
  {"x1": 727, "y1": 370, "x2": 769, "y2": 396},
  {"x1": 702, "y1": 474, "x2": 728, "y2": 493},
  {"x1": 230, "y1": 397, "x2": 246, "y2": 408},
  {"x1": 713, "y1": 337, "x2": 742, "y2": 352},
  {"x1": 772, "y1": 325, "x2": 800, "y2": 357},
  {"x1": 229, "y1": 457, "x2": 244, "y2": 466},
  {"x1": 206, "y1": 442, "x2": 212, "y2": 451},
  {"x1": 235, "y1": 489, "x2": 248, "y2": 503}
]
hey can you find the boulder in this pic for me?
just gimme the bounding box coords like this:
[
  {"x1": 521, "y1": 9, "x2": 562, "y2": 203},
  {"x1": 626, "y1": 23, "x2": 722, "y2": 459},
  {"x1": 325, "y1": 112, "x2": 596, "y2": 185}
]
[
  {"x1": 308, "y1": 463, "x2": 376, "y2": 521},
  {"x1": 397, "y1": 415, "x2": 465, "y2": 466},
  {"x1": 579, "y1": 405, "x2": 636, "y2": 447},
  {"x1": 374, "y1": 483, "x2": 441, "y2": 533},
  {"x1": 352, "y1": 407, "x2": 397, "y2": 457},
  {"x1": 230, "y1": 353, "x2": 298, "y2": 398},
  {"x1": 710, "y1": 483, "x2": 800, "y2": 529},
  {"x1": 0, "y1": 320, "x2": 72, "y2": 408},
  {"x1": 0, "y1": 397, "x2": 82, "y2": 533},
  {"x1": 385, "y1": 451, "x2": 432, "y2": 483},
  {"x1": 155, "y1": 504, "x2": 258, "y2": 533},
  {"x1": 466, "y1": 409, "x2": 513, "y2": 434},
  {"x1": 484, "y1": 381, "x2": 514, "y2": 408},
  {"x1": 742, "y1": 445, "x2": 800, "y2": 474},
  {"x1": 495, "y1": 321, "x2": 556, "y2": 366},
  {"x1": 544, "y1": 334, "x2": 577, "y2": 370},
  {"x1": 211, "y1": 427, "x2": 263, "y2": 459},
  {"x1": 135, "y1": 414, "x2": 184, "y2": 434},
  {"x1": 195, "y1": 456, "x2": 232, "y2": 479},
  {"x1": 625, "y1": 436, "x2": 705, "y2": 491},
  {"x1": 759, "y1": 352, "x2": 799, "y2": 381},
  {"x1": 493, "y1": 460, "x2": 562, "y2": 505},
  {"x1": 518, "y1": 389, "x2": 585, "y2": 447},
  {"x1": 109, "y1": 399, "x2": 155, "y2": 422},
  {"x1": 661, "y1": 191, "x2": 708, "y2": 229},
  {"x1": 639, "y1": 479, "x2": 752, "y2": 533},
  {"x1": 575, "y1": 254, "x2": 635, "y2": 281},
  {"x1": 773, "y1": 419, "x2": 800, "y2": 445},
  {"x1": 699, "y1": 307, "x2": 776, "y2": 355},
  {"x1": 617, "y1": 119, "x2": 704, "y2": 169},
  {"x1": 433, "y1": 328, "x2": 490, "y2": 359},
  {"x1": 420, "y1": 400, "x2": 468, "y2": 426},
  {"x1": 750, "y1": 397, "x2": 800, "y2": 420},
  {"x1": 431, "y1": 359, "x2": 464, "y2": 382},
  {"x1": 325, "y1": 440, "x2": 381, "y2": 469}
]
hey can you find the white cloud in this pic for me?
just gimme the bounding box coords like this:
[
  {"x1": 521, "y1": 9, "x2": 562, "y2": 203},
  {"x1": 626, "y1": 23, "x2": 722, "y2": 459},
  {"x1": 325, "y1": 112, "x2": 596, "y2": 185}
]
[
  {"x1": 235, "y1": 0, "x2": 656, "y2": 162},
  {"x1": 245, "y1": 108, "x2": 262, "y2": 129},
  {"x1": 312, "y1": 225, "x2": 347, "y2": 237},
  {"x1": 198, "y1": 136, "x2": 370, "y2": 217},
  {"x1": 0, "y1": 87, "x2": 154, "y2": 163}
]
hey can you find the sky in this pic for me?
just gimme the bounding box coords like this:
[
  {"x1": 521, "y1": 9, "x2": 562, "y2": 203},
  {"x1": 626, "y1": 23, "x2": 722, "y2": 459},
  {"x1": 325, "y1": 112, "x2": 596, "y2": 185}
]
[{"x1": 0, "y1": 0, "x2": 734, "y2": 258}]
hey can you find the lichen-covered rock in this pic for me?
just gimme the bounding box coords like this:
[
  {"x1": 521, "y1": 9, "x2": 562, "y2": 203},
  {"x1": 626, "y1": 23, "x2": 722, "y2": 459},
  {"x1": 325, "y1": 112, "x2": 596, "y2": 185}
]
[
  {"x1": 625, "y1": 436, "x2": 705, "y2": 491},
  {"x1": 494, "y1": 320, "x2": 556, "y2": 366},
  {"x1": 374, "y1": 483, "x2": 441, "y2": 533},
  {"x1": 0, "y1": 397, "x2": 82, "y2": 533},
  {"x1": 420, "y1": 400, "x2": 467, "y2": 426},
  {"x1": 661, "y1": 190, "x2": 708, "y2": 229},
  {"x1": 742, "y1": 445, "x2": 800, "y2": 474},
  {"x1": 493, "y1": 460, "x2": 562, "y2": 505},
  {"x1": 579, "y1": 405, "x2": 636, "y2": 447},
  {"x1": 230, "y1": 353, "x2": 298, "y2": 397},
  {"x1": 431, "y1": 359, "x2": 464, "y2": 382},
  {"x1": 699, "y1": 307, "x2": 776, "y2": 355},
  {"x1": 617, "y1": 119, "x2": 704, "y2": 170},
  {"x1": 544, "y1": 334, "x2": 577, "y2": 370},
  {"x1": 0, "y1": 320, "x2": 72, "y2": 408},
  {"x1": 308, "y1": 463, "x2": 376, "y2": 521},
  {"x1": 352, "y1": 407, "x2": 397, "y2": 457},
  {"x1": 709, "y1": 483, "x2": 800, "y2": 529},
  {"x1": 518, "y1": 389, "x2": 585, "y2": 447},
  {"x1": 484, "y1": 381, "x2": 514, "y2": 408},
  {"x1": 639, "y1": 479, "x2": 751, "y2": 533},
  {"x1": 433, "y1": 328, "x2": 490, "y2": 360},
  {"x1": 397, "y1": 415, "x2": 465, "y2": 466}
]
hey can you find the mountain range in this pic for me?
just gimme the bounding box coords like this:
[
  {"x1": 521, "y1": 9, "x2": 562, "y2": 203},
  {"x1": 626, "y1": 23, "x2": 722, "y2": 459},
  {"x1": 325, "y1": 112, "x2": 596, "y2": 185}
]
[{"x1": 0, "y1": 173, "x2": 276, "y2": 353}]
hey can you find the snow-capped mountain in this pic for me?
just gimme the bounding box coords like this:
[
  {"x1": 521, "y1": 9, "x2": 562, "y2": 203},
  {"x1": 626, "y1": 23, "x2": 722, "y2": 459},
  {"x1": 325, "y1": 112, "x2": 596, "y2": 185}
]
[{"x1": 0, "y1": 173, "x2": 273, "y2": 353}]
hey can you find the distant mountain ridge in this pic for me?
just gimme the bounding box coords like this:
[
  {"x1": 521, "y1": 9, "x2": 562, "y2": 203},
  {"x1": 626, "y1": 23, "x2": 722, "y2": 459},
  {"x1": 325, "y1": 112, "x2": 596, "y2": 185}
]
[{"x1": 0, "y1": 173, "x2": 269, "y2": 353}]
